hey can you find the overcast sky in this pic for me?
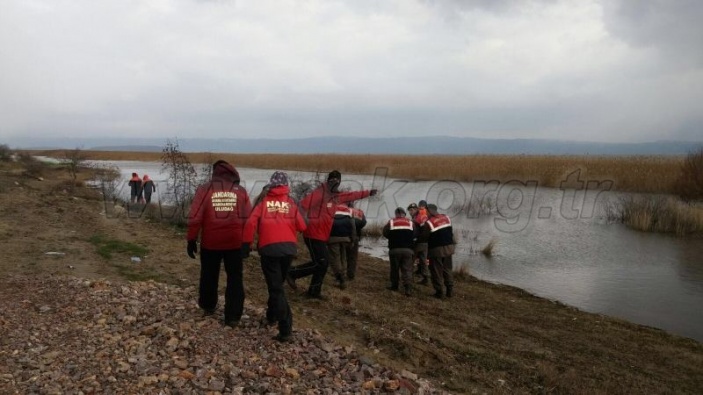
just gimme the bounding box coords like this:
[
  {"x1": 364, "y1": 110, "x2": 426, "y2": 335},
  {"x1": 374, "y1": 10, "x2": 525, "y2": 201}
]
[{"x1": 1, "y1": 0, "x2": 702, "y2": 143}]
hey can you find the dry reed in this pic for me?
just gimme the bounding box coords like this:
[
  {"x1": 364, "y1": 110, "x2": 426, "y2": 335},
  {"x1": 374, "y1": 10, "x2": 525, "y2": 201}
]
[
  {"x1": 606, "y1": 196, "x2": 703, "y2": 235},
  {"x1": 27, "y1": 149, "x2": 686, "y2": 194}
]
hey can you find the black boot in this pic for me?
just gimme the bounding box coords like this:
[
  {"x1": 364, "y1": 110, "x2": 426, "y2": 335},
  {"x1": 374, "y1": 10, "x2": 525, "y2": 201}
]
[
  {"x1": 335, "y1": 274, "x2": 346, "y2": 290},
  {"x1": 404, "y1": 285, "x2": 412, "y2": 297},
  {"x1": 446, "y1": 286, "x2": 453, "y2": 298},
  {"x1": 433, "y1": 290, "x2": 444, "y2": 299},
  {"x1": 386, "y1": 284, "x2": 398, "y2": 291}
]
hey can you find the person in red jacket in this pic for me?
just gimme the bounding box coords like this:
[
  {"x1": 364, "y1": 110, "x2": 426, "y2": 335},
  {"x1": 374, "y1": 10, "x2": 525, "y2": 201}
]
[
  {"x1": 242, "y1": 171, "x2": 306, "y2": 342},
  {"x1": 286, "y1": 170, "x2": 377, "y2": 299},
  {"x1": 186, "y1": 160, "x2": 251, "y2": 327}
]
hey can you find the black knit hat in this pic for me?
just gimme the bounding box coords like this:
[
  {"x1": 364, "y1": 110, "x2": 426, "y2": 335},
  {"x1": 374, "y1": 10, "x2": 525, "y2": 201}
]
[
  {"x1": 395, "y1": 207, "x2": 406, "y2": 216},
  {"x1": 327, "y1": 170, "x2": 341, "y2": 181}
]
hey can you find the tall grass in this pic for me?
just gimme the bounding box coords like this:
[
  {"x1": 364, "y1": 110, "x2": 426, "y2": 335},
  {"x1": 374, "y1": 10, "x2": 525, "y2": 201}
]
[
  {"x1": 27, "y1": 150, "x2": 687, "y2": 194},
  {"x1": 604, "y1": 196, "x2": 703, "y2": 235}
]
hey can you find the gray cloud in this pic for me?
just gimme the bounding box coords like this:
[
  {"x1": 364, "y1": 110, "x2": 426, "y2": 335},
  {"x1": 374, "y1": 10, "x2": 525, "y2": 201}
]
[
  {"x1": 0, "y1": 0, "x2": 701, "y2": 144},
  {"x1": 602, "y1": 0, "x2": 703, "y2": 66}
]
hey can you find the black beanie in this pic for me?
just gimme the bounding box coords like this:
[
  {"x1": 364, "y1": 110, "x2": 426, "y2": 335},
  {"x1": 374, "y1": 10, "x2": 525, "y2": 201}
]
[{"x1": 327, "y1": 170, "x2": 341, "y2": 181}]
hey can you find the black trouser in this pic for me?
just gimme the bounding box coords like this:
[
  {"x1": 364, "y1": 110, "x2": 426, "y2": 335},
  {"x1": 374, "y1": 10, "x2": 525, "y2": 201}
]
[
  {"x1": 261, "y1": 255, "x2": 293, "y2": 336},
  {"x1": 287, "y1": 237, "x2": 329, "y2": 297},
  {"x1": 144, "y1": 192, "x2": 153, "y2": 204},
  {"x1": 199, "y1": 248, "x2": 245, "y2": 322},
  {"x1": 346, "y1": 240, "x2": 359, "y2": 280}
]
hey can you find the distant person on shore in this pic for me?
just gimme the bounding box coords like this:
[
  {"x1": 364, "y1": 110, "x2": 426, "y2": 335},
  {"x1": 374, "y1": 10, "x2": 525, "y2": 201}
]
[
  {"x1": 286, "y1": 170, "x2": 377, "y2": 299},
  {"x1": 382, "y1": 207, "x2": 417, "y2": 296},
  {"x1": 243, "y1": 171, "x2": 306, "y2": 343},
  {"x1": 128, "y1": 173, "x2": 142, "y2": 203},
  {"x1": 186, "y1": 160, "x2": 251, "y2": 327},
  {"x1": 409, "y1": 201, "x2": 430, "y2": 285},
  {"x1": 346, "y1": 202, "x2": 367, "y2": 281},
  {"x1": 421, "y1": 204, "x2": 456, "y2": 299},
  {"x1": 328, "y1": 203, "x2": 355, "y2": 289},
  {"x1": 142, "y1": 175, "x2": 156, "y2": 204}
]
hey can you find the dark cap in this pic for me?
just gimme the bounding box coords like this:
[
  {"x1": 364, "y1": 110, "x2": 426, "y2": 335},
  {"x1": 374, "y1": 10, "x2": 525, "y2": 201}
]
[
  {"x1": 327, "y1": 170, "x2": 341, "y2": 181},
  {"x1": 426, "y1": 203, "x2": 438, "y2": 214},
  {"x1": 407, "y1": 203, "x2": 418, "y2": 210},
  {"x1": 395, "y1": 207, "x2": 406, "y2": 216},
  {"x1": 418, "y1": 200, "x2": 427, "y2": 207}
]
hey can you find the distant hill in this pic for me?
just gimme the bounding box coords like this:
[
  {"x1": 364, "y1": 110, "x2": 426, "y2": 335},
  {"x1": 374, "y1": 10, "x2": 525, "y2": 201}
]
[{"x1": 7, "y1": 136, "x2": 702, "y2": 155}]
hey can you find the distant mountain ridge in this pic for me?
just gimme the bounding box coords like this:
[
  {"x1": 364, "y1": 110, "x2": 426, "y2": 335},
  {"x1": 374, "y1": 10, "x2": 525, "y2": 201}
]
[{"x1": 8, "y1": 136, "x2": 702, "y2": 155}]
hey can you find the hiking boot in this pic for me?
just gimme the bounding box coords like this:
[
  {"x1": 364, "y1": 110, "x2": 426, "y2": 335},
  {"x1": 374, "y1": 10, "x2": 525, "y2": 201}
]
[
  {"x1": 335, "y1": 274, "x2": 346, "y2": 290},
  {"x1": 433, "y1": 290, "x2": 444, "y2": 299},
  {"x1": 224, "y1": 319, "x2": 240, "y2": 328},
  {"x1": 202, "y1": 308, "x2": 216, "y2": 317},
  {"x1": 260, "y1": 317, "x2": 276, "y2": 327},
  {"x1": 272, "y1": 333, "x2": 292, "y2": 343},
  {"x1": 304, "y1": 292, "x2": 328, "y2": 301},
  {"x1": 446, "y1": 287, "x2": 453, "y2": 298},
  {"x1": 285, "y1": 273, "x2": 298, "y2": 290}
]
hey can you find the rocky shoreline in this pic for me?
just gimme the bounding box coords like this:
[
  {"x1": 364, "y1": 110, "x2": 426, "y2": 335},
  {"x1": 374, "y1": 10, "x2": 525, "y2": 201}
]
[{"x1": 0, "y1": 275, "x2": 446, "y2": 394}]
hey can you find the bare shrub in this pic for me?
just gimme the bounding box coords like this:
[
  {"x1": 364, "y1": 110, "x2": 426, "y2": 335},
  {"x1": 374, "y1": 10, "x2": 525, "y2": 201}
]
[
  {"x1": 0, "y1": 144, "x2": 12, "y2": 162},
  {"x1": 18, "y1": 153, "x2": 44, "y2": 177},
  {"x1": 481, "y1": 239, "x2": 497, "y2": 257},
  {"x1": 453, "y1": 264, "x2": 471, "y2": 282},
  {"x1": 62, "y1": 148, "x2": 89, "y2": 189},
  {"x1": 161, "y1": 139, "x2": 197, "y2": 218},
  {"x1": 197, "y1": 152, "x2": 215, "y2": 185},
  {"x1": 289, "y1": 172, "x2": 323, "y2": 202},
  {"x1": 675, "y1": 147, "x2": 703, "y2": 202},
  {"x1": 91, "y1": 163, "x2": 123, "y2": 205},
  {"x1": 362, "y1": 222, "x2": 384, "y2": 239}
]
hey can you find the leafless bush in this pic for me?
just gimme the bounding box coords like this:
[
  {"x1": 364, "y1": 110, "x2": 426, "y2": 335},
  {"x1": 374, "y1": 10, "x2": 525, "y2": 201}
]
[
  {"x1": 161, "y1": 139, "x2": 197, "y2": 217},
  {"x1": 0, "y1": 144, "x2": 12, "y2": 162},
  {"x1": 289, "y1": 172, "x2": 323, "y2": 202},
  {"x1": 91, "y1": 163, "x2": 122, "y2": 205},
  {"x1": 18, "y1": 153, "x2": 44, "y2": 177},
  {"x1": 62, "y1": 148, "x2": 89, "y2": 188}
]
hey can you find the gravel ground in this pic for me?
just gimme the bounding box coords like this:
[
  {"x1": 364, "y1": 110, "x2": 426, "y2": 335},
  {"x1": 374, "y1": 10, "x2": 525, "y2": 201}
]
[{"x1": 0, "y1": 275, "x2": 448, "y2": 395}]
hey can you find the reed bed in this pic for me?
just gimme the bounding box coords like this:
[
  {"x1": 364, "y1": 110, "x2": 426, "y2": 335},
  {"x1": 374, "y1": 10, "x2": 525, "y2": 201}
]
[
  {"x1": 28, "y1": 150, "x2": 685, "y2": 194},
  {"x1": 605, "y1": 196, "x2": 703, "y2": 235}
]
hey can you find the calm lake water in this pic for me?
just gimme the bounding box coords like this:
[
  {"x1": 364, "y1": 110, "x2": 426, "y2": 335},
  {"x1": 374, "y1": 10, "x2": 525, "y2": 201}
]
[{"x1": 92, "y1": 160, "x2": 703, "y2": 343}]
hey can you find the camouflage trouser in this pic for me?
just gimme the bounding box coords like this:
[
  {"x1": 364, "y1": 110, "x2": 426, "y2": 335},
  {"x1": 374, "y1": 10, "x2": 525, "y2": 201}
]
[
  {"x1": 413, "y1": 243, "x2": 429, "y2": 278},
  {"x1": 389, "y1": 249, "x2": 414, "y2": 289},
  {"x1": 429, "y1": 255, "x2": 454, "y2": 295},
  {"x1": 328, "y1": 241, "x2": 351, "y2": 282}
]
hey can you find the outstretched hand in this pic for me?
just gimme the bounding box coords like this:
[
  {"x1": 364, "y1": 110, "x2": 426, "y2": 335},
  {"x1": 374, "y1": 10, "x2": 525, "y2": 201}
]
[{"x1": 187, "y1": 240, "x2": 198, "y2": 259}]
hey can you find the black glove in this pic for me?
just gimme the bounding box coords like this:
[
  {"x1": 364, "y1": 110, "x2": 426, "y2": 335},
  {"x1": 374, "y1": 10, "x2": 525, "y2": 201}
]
[
  {"x1": 240, "y1": 243, "x2": 250, "y2": 259},
  {"x1": 187, "y1": 240, "x2": 198, "y2": 259},
  {"x1": 370, "y1": 189, "x2": 378, "y2": 196}
]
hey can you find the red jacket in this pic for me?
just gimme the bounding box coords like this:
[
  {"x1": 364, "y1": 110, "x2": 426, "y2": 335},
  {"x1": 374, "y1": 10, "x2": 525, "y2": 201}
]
[
  {"x1": 243, "y1": 185, "x2": 307, "y2": 249},
  {"x1": 299, "y1": 183, "x2": 372, "y2": 242},
  {"x1": 187, "y1": 162, "x2": 251, "y2": 250}
]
